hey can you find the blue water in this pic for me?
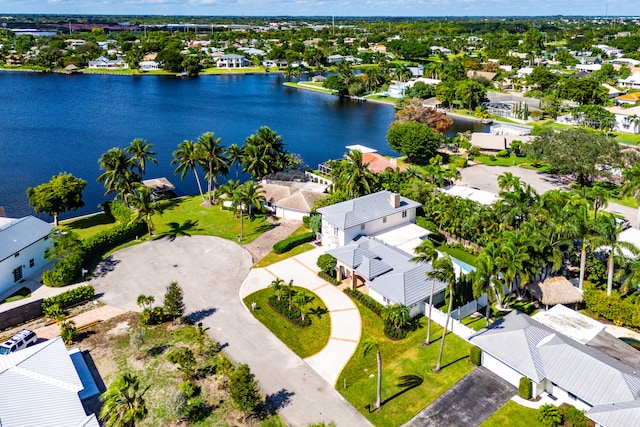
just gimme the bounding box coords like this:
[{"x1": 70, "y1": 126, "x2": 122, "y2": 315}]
[{"x1": 0, "y1": 72, "x2": 484, "y2": 221}]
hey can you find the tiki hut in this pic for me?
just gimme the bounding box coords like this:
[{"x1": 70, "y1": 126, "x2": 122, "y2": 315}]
[{"x1": 526, "y1": 276, "x2": 584, "y2": 310}]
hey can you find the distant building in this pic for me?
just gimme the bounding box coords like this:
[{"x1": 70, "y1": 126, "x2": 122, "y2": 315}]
[
  {"x1": 88, "y1": 56, "x2": 127, "y2": 69},
  {"x1": 605, "y1": 105, "x2": 640, "y2": 134},
  {"x1": 216, "y1": 54, "x2": 251, "y2": 68}
]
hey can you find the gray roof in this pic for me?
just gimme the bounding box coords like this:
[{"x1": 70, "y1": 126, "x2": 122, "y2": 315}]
[
  {"x1": 587, "y1": 400, "x2": 640, "y2": 427},
  {"x1": 469, "y1": 311, "x2": 640, "y2": 406},
  {"x1": 0, "y1": 337, "x2": 99, "y2": 427},
  {"x1": 317, "y1": 191, "x2": 421, "y2": 230},
  {"x1": 328, "y1": 236, "x2": 446, "y2": 306},
  {"x1": 0, "y1": 216, "x2": 52, "y2": 262}
]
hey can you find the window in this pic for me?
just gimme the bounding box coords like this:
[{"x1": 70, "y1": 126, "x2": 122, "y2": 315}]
[
  {"x1": 383, "y1": 217, "x2": 387, "y2": 223},
  {"x1": 402, "y1": 211, "x2": 408, "y2": 218},
  {"x1": 383, "y1": 296, "x2": 391, "y2": 304},
  {"x1": 13, "y1": 266, "x2": 23, "y2": 282},
  {"x1": 29, "y1": 259, "x2": 35, "y2": 268},
  {"x1": 361, "y1": 224, "x2": 366, "y2": 231},
  {"x1": 333, "y1": 227, "x2": 338, "y2": 237}
]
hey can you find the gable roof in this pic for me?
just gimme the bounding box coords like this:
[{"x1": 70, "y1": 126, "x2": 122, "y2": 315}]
[
  {"x1": 0, "y1": 216, "x2": 53, "y2": 263},
  {"x1": 260, "y1": 182, "x2": 325, "y2": 213},
  {"x1": 0, "y1": 337, "x2": 99, "y2": 427},
  {"x1": 587, "y1": 400, "x2": 640, "y2": 427},
  {"x1": 469, "y1": 311, "x2": 640, "y2": 406},
  {"x1": 318, "y1": 191, "x2": 420, "y2": 230}
]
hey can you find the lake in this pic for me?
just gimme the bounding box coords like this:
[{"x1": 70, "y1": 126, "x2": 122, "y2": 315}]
[{"x1": 0, "y1": 71, "x2": 485, "y2": 220}]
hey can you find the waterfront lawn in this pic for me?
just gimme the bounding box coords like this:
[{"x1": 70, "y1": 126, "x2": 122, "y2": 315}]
[
  {"x1": 243, "y1": 286, "x2": 330, "y2": 359},
  {"x1": 253, "y1": 225, "x2": 314, "y2": 268},
  {"x1": 60, "y1": 213, "x2": 116, "y2": 240},
  {"x1": 471, "y1": 154, "x2": 531, "y2": 167},
  {"x1": 338, "y1": 299, "x2": 474, "y2": 427},
  {"x1": 283, "y1": 81, "x2": 336, "y2": 95},
  {"x1": 480, "y1": 401, "x2": 543, "y2": 427}
]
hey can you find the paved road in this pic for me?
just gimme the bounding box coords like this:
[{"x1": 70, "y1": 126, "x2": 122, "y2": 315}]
[
  {"x1": 401, "y1": 366, "x2": 515, "y2": 427},
  {"x1": 460, "y1": 165, "x2": 638, "y2": 228},
  {"x1": 92, "y1": 236, "x2": 370, "y2": 427}
]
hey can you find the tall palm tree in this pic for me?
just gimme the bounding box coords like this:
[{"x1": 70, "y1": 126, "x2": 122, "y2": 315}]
[
  {"x1": 171, "y1": 140, "x2": 205, "y2": 203},
  {"x1": 621, "y1": 164, "x2": 640, "y2": 227},
  {"x1": 428, "y1": 255, "x2": 456, "y2": 372},
  {"x1": 226, "y1": 143, "x2": 242, "y2": 179},
  {"x1": 197, "y1": 132, "x2": 229, "y2": 205},
  {"x1": 335, "y1": 150, "x2": 376, "y2": 198},
  {"x1": 219, "y1": 179, "x2": 242, "y2": 213},
  {"x1": 241, "y1": 127, "x2": 287, "y2": 180},
  {"x1": 97, "y1": 147, "x2": 140, "y2": 201},
  {"x1": 269, "y1": 278, "x2": 285, "y2": 301},
  {"x1": 362, "y1": 338, "x2": 382, "y2": 410},
  {"x1": 100, "y1": 373, "x2": 148, "y2": 427},
  {"x1": 473, "y1": 242, "x2": 504, "y2": 324},
  {"x1": 292, "y1": 290, "x2": 314, "y2": 322},
  {"x1": 125, "y1": 138, "x2": 157, "y2": 176},
  {"x1": 411, "y1": 239, "x2": 438, "y2": 345},
  {"x1": 128, "y1": 184, "x2": 162, "y2": 237},
  {"x1": 237, "y1": 181, "x2": 266, "y2": 240}
]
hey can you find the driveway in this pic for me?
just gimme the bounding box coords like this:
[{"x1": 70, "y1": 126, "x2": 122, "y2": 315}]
[
  {"x1": 401, "y1": 366, "x2": 515, "y2": 427},
  {"x1": 460, "y1": 165, "x2": 638, "y2": 228},
  {"x1": 91, "y1": 236, "x2": 369, "y2": 427}
]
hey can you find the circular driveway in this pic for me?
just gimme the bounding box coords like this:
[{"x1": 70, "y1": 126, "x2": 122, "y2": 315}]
[{"x1": 91, "y1": 236, "x2": 370, "y2": 427}]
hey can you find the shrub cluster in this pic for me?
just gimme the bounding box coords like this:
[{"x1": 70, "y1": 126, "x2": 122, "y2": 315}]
[
  {"x1": 518, "y1": 377, "x2": 532, "y2": 399},
  {"x1": 268, "y1": 295, "x2": 311, "y2": 327},
  {"x1": 140, "y1": 306, "x2": 165, "y2": 326},
  {"x1": 344, "y1": 288, "x2": 383, "y2": 317},
  {"x1": 558, "y1": 405, "x2": 591, "y2": 427},
  {"x1": 384, "y1": 321, "x2": 408, "y2": 340},
  {"x1": 469, "y1": 345, "x2": 482, "y2": 366},
  {"x1": 318, "y1": 271, "x2": 340, "y2": 285},
  {"x1": 272, "y1": 231, "x2": 315, "y2": 254},
  {"x1": 584, "y1": 285, "x2": 640, "y2": 330},
  {"x1": 42, "y1": 285, "x2": 95, "y2": 311}
]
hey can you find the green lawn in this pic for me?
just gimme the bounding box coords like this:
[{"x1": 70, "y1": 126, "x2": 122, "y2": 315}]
[
  {"x1": 284, "y1": 81, "x2": 336, "y2": 95},
  {"x1": 253, "y1": 225, "x2": 315, "y2": 268},
  {"x1": 480, "y1": 401, "x2": 543, "y2": 427},
  {"x1": 436, "y1": 246, "x2": 478, "y2": 267},
  {"x1": 1, "y1": 287, "x2": 31, "y2": 303},
  {"x1": 338, "y1": 299, "x2": 474, "y2": 427},
  {"x1": 243, "y1": 286, "x2": 331, "y2": 359},
  {"x1": 471, "y1": 155, "x2": 532, "y2": 167},
  {"x1": 60, "y1": 213, "x2": 117, "y2": 240}
]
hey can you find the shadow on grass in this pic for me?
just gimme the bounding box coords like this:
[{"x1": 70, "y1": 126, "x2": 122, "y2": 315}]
[
  {"x1": 157, "y1": 219, "x2": 201, "y2": 241},
  {"x1": 376, "y1": 374, "x2": 424, "y2": 408},
  {"x1": 439, "y1": 355, "x2": 468, "y2": 371},
  {"x1": 64, "y1": 214, "x2": 115, "y2": 230},
  {"x1": 309, "y1": 306, "x2": 328, "y2": 319},
  {"x1": 187, "y1": 307, "x2": 217, "y2": 322},
  {"x1": 146, "y1": 344, "x2": 170, "y2": 357}
]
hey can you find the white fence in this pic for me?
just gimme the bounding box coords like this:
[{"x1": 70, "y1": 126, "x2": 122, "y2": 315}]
[
  {"x1": 425, "y1": 303, "x2": 476, "y2": 340},
  {"x1": 451, "y1": 294, "x2": 488, "y2": 320}
]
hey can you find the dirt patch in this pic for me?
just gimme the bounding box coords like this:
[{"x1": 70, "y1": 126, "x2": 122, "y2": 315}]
[{"x1": 243, "y1": 217, "x2": 303, "y2": 262}]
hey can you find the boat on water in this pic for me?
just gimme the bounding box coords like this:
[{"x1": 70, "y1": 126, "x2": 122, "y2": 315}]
[{"x1": 480, "y1": 118, "x2": 493, "y2": 125}]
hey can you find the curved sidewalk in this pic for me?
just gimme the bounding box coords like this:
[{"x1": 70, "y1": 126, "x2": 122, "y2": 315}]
[{"x1": 240, "y1": 247, "x2": 362, "y2": 387}]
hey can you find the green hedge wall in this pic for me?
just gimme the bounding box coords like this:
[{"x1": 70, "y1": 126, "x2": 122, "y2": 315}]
[
  {"x1": 584, "y1": 285, "x2": 640, "y2": 330},
  {"x1": 41, "y1": 285, "x2": 95, "y2": 311},
  {"x1": 272, "y1": 231, "x2": 315, "y2": 254},
  {"x1": 470, "y1": 346, "x2": 482, "y2": 366},
  {"x1": 519, "y1": 377, "x2": 532, "y2": 399}
]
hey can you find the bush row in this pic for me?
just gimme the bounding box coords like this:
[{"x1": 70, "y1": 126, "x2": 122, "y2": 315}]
[
  {"x1": 41, "y1": 285, "x2": 95, "y2": 311},
  {"x1": 584, "y1": 285, "x2": 640, "y2": 330},
  {"x1": 344, "y1": 288, "x2": 383, "y2": 317},
  {"x1": 318, "y1": 271, "x2": 340, "y2": 285},
  {"x1": 469, "y1": 345, "x2": 482, "y2": 366},
  {"x1": 268, "y1": 295, "x2": 311, "y2": 328},
  {"x1": 272, "y1": 231, "x2": 315, "y2": 254}
]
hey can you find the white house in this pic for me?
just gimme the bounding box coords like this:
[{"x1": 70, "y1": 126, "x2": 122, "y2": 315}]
[
  {"x1": 317, "y1": 191, "x2": 421, "y2": 249},
  {"x1": 88, "y1": 56, "x2": 127, "y2": 69},
  {"x1": 0, "y1": 336, "x2": 99, "y2": 426},
  {"x1": 618, "y1": 72, "x2": 640, "y2": 90},
  {"x1": 605, "y1": 105, "x2": 640, "y2": 134},
  {"x1": 216, "y1": 54, "x2": 251, "y2": 68},
  {"x1": 0, "y1": 216, "x2": 52, "y2": 296},
  {"x1": 139, "y1": 60, "x2": 160, "y2": 71}
]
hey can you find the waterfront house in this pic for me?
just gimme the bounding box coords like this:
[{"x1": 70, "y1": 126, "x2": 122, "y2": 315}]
[
  {"x1": 139, "y1": 60, "x2": 160, "y2": 71},
  {"x1": 0, "y1": 216, "x2": 52, "y2": 296},
  {"x1": 216, "y1": 54, "x2": 251, "y2": 68},
  {"x1": 615, "y1": 92, "x2": 640, "y2": 105},
  {"x1": 88, "y1": 56, "x2": 127, "y2": 69},
  {"x1": 260, "y1": 181, "x2": 327, "y2": 221}
]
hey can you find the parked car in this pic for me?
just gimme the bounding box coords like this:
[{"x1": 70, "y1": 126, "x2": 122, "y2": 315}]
[
  {"x1": 0, "y1": 329, "x2": 37, "y2": 355},
  {"x1": 615, "y1": 217, "x2": 631, "y2": 230}
]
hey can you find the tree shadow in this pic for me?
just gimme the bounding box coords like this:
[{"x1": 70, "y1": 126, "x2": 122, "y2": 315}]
[
  {"x1": 380, "y1": 374, "x2": 424, "y2": 407},
  {"x1": 157, "y1": 220, "x2": 201, "y2": 241},
  {"x1": 264, "y1": 388, "x2": 295, "y2": 411},
  {"x1": 439, "y1": 355, "x2": 468, "y2": 370},
  {"x1": 146, "y1": 344, "x2": 170, "y2": 358},
  {"x1": 92, "y1": 256, "x2": 120, "y2": 278},
  {"x1": 309, "y1": 306, "x2": 328, "y2": 319},
  {"x1": 187, "y1": 307, "x2": 217, "y2": 322}
]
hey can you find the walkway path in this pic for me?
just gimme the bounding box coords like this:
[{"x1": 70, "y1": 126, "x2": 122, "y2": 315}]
[
  {"x1": 242, "y1": 218, "x2": 302, "y2": 262},
  {"x1": 240, "y1": 247, "x2": 361, "y2": 387},
  {"x1": 91, "y1": 236, "x2": 369, "y2": 427}
]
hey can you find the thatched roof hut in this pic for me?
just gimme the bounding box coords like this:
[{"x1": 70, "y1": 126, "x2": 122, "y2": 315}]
[{"x1": 526, "y1": 276, "x2": 584, "y2": 310}]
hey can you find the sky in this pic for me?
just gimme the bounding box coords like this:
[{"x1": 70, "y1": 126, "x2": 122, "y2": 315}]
[{"x1": 0, "y1": 0, "x2": 638, "y2": 18}]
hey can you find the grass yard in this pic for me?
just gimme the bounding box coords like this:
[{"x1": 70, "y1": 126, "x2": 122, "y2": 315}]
[
  {"x1": 243, "y1": 286, "x2": 330, "y2": 358},
  {"x1": 60, "y1": 213, "x2": 117, "y2": 240},
  {"x1": 1, "y1": 287, "x2": 31, "y2": 303},
  {"x1": 480, "y1": 401, "x2": 543, "y2": 427},
  {"x1": 471, "y1": 155, "x2": 532, "y2": 167},
  {"x1": 338, "y1": 299, "x2": 474, "y2": 427},
  {"x1": 436, "y1": 246, "x2": 478, "y2": 267},
  {"x1": 253, "y1": 225, "x2": 315, "y2": 268}
]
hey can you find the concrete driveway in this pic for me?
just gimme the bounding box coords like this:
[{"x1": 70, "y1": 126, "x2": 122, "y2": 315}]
[
  {"x1": 91, "y1": 236, "x2": 369, "y2": 427},
  {"x1": 461, "y1": 165, "x2": 638, "y2": 228},
  {"x1": 401, "y1": 366, "x2": 515, "y2": 427}
]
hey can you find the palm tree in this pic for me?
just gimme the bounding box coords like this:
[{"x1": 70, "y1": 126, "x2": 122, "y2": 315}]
[
  {"x1": 269, "y1": 278, "x2": 285, "y2": 301},
  {"x1": 428, "y1": 255, "x2": 456, "y2": 372},
  {"x1": 292, "y1": 290, "x2": 314, "y2": 322},
  {"x1": 128, "y1": 185, "x2": 162, "y2": 237},
  {"x1": 100, "y1": 373, "x2": 148, "y2": 427},
  {"x1": 126, "y1": 138, "x2": 157, "y2": 176},
  {"x1": 197, "y1": 132, "x2": 229, "y2": 205},
  {"x1": 219, "y1": 179, "x2": 241, "y2": 214},
  {"x1": 241, "y1": 126, "x2": 287, "y2": 180},
  {"x1": 411, "y1": 239, "x2": 438, "y2": 345},
  {"x1": 381, "y1": 303, "x2": 410, "y2": 332},
  {"x1": 171, "y1": 140, "x2": 205, "y2": 203},
  {"x1": 362, "y1": 338, "x2": 382, "y2": 410},
  {"x1": 237, "y1": 181, "x2": 266, "y2": 240},
  {"x1": 335, "y1": 150, "x2": 376, "y2": 198},
  {"x1": 226, "y1": 143, "x2": 242, "y2": 179},
  {"x1": 621, "y1": 164, "x2": 640, "y2": 227},
  {"x1": 97, "y1": 147, "x2": 140, "y2": 201},
  {"x1": 473, "y1": 242, "x2": 504, "y2": 324}
]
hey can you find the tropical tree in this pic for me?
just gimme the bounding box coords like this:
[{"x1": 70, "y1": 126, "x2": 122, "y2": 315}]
[
  {"x1": 241, "y1": 126, "x2": 288, "y2": 180},
  {"x1": 427, "y1": 255, "x2": 456, "y2": 372},
  {"x1": 171, "y1": 139, "x2": 206, "y2": 203},
  {"x1": 362, "y1": 338, "x2": 382, "y2": 410},
  {"x1": 269, "y1": 278, "x2": 285, "y2": 301},
  {"x1": 219, "y1": 179, "x2": 242, "y2": 214},
  {"x1": 226, "y1": 143, "x2": 242, "y2": 179},
  {"x1": 332, "y1": 150, "x2": 376, "y2": 198},
  {"x1": 97, "y1": 147, "x2": 140, "y2": 201},
  {"x1": 292, "y1": 290, "x2": 314, "y2": 322},
  {"x1": 26, "y1": 173, "x2": 86, "y2": 226},
  {"x1": 381, "y1": 303, "x2": 410, "y2": 332},
  {"x1": 197, "y1": 132, "x2": 229, "y2": 205},
  {"x1": 237, "y1": 181, "x2": 266, "y2": 240},
  {"x1": 128, "y1": 185, "x2": 162, "y2": 236},
  {"x1": 136, "y1": 294, "x2": 155, "y2": 309},
  {"x1": 473, "y1": 242, "x2": 504, "y2": 324},
  {"x1": 621, "y1": 163, "x2": 640, "y2": 227},
  {"x1": 99, "y1": 373, "x2": 148, "y2": 427},
  {"x1": 411, "y1": 239, "x2": 438, "y2": 345},
  {"x1": 125, "y1": 138, "x2": 157, "y2": 176}
]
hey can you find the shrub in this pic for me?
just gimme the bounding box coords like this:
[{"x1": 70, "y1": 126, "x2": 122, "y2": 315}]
[
  {"x1": 488, "y1": 154, "x2": 497, "y2": 161},
  {"x1": 518, "y1": 377, "x2": 532, "y2": 399},
  {"x1": 415, "y1": 216, "x2": 439, "y2": 233},
  {"x1": 130, "y1": 328, "x2": 145, "y2": 350},
  {"x1": 453, "y1": 157, "x2": 468, "y2": 168},
  {"x1": 538, "y1": 404, "x2": 562, "y2": 427},
  {"x1": 164, "y1": 281, "x2": 186, "y2": 319},
  {"x1": 184, "y1": 396, "x2": 211, "y2": 422},
  {"x1": 497, "y1": 149, "x2": 509, "y2": 158},
  {"x1": 229, "y1": 364, "x2": 262, "y2": 413},
  {"x1": 469, "y1": 346, "x2": 482, "y2": 366},
  {"x1": 272, "y1": 231, "x2": 315, "y2": 254},
  {"x1": 319, "y1": 271, "x2": 340, "y2": 285},
  {"x1": 317, "y1": 254, "x2": 337, "y2": 275},
  {"x1": 583, "y1": 284, "x2": 640, "y2": 330},
  {"x1": 167, "y1": 347, "x2": 197, "y2": 380},
  {"x1": 167, "y1": 390, "x2": 188, "y2": 418},
  {"x1": 179, "y1": 380, "x2": 199, "y2": 398},
  {"x1": 42, "y1": 285, "x2": 95, "y2": 311},
  {"x1": 558, "y1": 405, "x2": 590, "y2": 427},
  {"x1": 60, "y1": 320, "x2": 77, "y2": 345},
  {"x1": 344, "y1": 288, "x2": 383, "y2": 317},
  {"x1": 108, "y1": 201, "x2": 134, "y2": 223},
  {"x1": 140, "y1": 306, "x2": 165, "y2": 326},
  {"x1": 268, "y1": 295, "x2": 311, "y2": 327}
]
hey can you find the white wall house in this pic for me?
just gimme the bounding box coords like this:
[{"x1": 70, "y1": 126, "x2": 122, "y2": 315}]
[
  {"x1": 605, "y1": 105, "x2": 640, "y2": 134},
  {"x1": 88, "y1": 56, "x2": 127, "y2": 69},
  {"x1": 216, "y1": 54, "x2": 251, "y2": 68},
  {"x1": 0, "y1": 216, "x2": 53, "y2": 295}
]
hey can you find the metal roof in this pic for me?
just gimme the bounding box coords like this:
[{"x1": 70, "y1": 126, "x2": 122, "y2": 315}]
[
  {"x1": 0, "y1": 216, "x2": 53, "y2": 262},
  {"x1": 317, "y1": 191, "x2": 421, "y2": 230},
  {"x1": 0, "y1": 337, "x2": 99, "y2": 427},
  {"x1": 587, "y1": 400, "x2": 640, "y2": 427}
]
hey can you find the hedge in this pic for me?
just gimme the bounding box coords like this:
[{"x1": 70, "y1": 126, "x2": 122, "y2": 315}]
[
  {"x1": 519, "y1": 377, "x2": 532, "y2": 399},
  {"x1": 318, "y1": 271, "x2": 340, "y2": 285},
  {"x1": 344, "y1": 288, "x2": 383, "y2": 317},
  {"x1": 469, "y1": 346, "x2": 482, "y2": 366},
  {"x1": 272, "y1": 231, "x2": 315, "y2": 254},
  {"x1": 42, "y1": 285, "x2": 95, "y2": 311},
  {"x1": 268, "y1": 295, "x2": 311, "y2": 327},
  {"x1": 583, "y1": 285, "x2": 640, "y2": 330}
]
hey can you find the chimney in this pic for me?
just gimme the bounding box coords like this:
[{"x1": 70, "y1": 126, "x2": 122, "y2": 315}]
[{"x1": 390, "y1": 193, "x2": 400, "y2": 209}]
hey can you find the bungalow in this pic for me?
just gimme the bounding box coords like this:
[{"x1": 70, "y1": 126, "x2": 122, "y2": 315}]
[
  {"x1": 469, "y1": 310, "x2": 640, "y2": 426},
  {"x1": 260, "y1": 181, "x2": 327, "y2": 221},
  {"x1": 139, "y1": 60, "x2": 160, "y2": 71},
  {"x1": 317, "y1": 191, "x2": 421, "y2": 248},
  {"x1": 615, "y1": 92, "x2": 640, "y2": 105},
  {"x1": 0, "y1": 216, "x2": 53, "y2": 296},
  {"x1": 88, "y1": 56, "x2": 127, "y2": 69},
  {"x1": 216, "y1": 54, "x2": 251, "y2": 68},
  {"x1": 618, "y1": 72, "x2": 640, "y2": 90},
  {"x1": 604, "y1": 105, "x2": 640, "y2": 134}
]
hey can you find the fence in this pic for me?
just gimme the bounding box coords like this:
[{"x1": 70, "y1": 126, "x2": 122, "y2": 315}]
[
  {"x1": 0, "y1": 299, "x2": 43, "y2": 330},
  {"x1": 451, "y1": 294, "x2": 488, "y2": 321},
  {"x1": 425, "y1": 302, "x2": 476, "y2": 340}
]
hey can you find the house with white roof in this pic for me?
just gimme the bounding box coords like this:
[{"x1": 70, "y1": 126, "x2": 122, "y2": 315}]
[
  {"x1": 88, "y1": 56, "x2": 127, "y2": 69},
  {"x1": 0, "y1": 336, "x2": 99, "y2": 427},
  {"x1": 618, "y1": 72, "x2": 640, "y2": 89},
  {"x1": 0, "y1": 216, "x2": 53, "y2": 296}
]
